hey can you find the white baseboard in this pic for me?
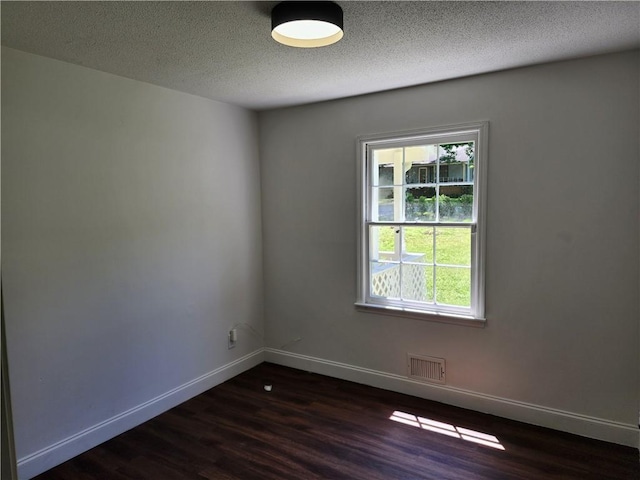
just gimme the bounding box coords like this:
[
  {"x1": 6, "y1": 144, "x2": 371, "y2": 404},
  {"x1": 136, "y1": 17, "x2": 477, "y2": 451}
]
[
  {"x1": 264, "y1": 348, "x2": 639, "y2": 449},
  {"x1": 17, "y1": 349, "x2": 265, "y2": 480}
]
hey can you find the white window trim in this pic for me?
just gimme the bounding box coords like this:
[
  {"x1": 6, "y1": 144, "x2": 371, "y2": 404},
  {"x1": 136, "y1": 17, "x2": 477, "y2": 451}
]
[{"x1": 356, "y1": 121, "x2": 488, "y2": 325}]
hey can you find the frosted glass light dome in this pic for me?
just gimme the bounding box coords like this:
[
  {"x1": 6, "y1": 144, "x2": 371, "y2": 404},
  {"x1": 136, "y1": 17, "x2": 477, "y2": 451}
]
[{"x1": 271, "y1": 2, "x2": 344, "y2": 48}]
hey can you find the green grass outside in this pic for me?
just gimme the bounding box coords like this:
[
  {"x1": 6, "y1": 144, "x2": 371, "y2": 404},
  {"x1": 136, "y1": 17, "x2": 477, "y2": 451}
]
[{"x1": 374, "y1": 226, "x2": 471, "y2": 306}]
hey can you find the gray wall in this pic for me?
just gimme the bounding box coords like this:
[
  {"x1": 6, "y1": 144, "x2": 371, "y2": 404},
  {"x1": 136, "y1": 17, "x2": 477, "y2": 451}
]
[
  {"x1": 259, "y1": 51, "x2": 639, "y2": 426},
  {"x1": 1, "y1": 47, "x2": 264, "y2": 464}
]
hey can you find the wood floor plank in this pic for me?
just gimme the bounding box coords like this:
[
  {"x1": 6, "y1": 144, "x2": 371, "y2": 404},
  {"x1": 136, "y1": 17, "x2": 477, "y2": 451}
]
[{"x1": 34, "y1": 362, "x2": 639, "y2": 479}]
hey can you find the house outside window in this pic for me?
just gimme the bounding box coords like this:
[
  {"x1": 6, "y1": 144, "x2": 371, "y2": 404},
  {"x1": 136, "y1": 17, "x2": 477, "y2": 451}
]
[{"x1": 356, "y1": 122, "x2": 488, "y2": 323}]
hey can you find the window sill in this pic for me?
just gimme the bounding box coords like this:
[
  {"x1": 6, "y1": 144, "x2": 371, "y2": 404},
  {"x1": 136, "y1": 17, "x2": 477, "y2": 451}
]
[{"x1": 354, "y1": 302, "x2": 486, "y2": 327}]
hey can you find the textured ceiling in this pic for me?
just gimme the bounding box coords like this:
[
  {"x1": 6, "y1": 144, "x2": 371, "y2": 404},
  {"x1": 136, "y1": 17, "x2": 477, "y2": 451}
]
[{"x1": 2, "y1": 1, "x2": 639, "y2": 111}]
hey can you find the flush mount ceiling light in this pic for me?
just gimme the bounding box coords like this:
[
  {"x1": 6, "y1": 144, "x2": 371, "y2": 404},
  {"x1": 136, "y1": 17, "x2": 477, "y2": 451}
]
[{"x1": 271, "y1": 1, "x2": 344, "y2": 48}]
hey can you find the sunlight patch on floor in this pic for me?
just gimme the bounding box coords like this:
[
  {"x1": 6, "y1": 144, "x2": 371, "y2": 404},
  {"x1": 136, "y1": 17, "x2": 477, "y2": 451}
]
[{"x1": 389, "y1": 411, "x2": 505, "y2": 450}]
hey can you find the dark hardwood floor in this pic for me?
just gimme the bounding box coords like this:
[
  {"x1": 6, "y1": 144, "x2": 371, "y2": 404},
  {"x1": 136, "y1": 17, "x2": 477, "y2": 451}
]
[{"x1": 35, "y1": 362, "x2": 639, "y2": 479}]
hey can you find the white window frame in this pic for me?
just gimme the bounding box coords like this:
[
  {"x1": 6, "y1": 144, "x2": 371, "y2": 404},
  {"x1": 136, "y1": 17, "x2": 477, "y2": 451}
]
[{"x1": 356, "y1": 122, "x2": 488, "y2": 326}]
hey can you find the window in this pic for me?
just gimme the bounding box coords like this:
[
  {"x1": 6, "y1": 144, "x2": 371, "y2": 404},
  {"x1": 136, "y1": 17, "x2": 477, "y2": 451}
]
[
  {"x1": 418, "y1": 167, "x2": 428, "y2": 184},
  {"x1": 356, "y1": 122, "x2": 487, "y2": 323}
]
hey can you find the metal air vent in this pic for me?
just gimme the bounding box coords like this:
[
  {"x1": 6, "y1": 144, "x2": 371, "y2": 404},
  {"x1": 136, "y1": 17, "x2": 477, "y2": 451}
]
[{"x1": 407, "y1": 354, "x2": 446, "y2": 384}]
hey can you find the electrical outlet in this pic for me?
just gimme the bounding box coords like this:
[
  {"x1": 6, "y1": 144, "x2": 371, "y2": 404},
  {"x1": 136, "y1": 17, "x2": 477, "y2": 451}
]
[{"x1": 228, "y1": 328, "x2": 237, "y2": 349}]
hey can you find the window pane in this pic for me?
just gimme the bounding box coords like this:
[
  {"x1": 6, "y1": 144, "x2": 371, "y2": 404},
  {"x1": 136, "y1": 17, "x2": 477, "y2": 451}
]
[
  {"x1": 370, "y1": 225, "x2": 398, "y2": 261},
  {"x1": 406, "y1": 186, "x2": 436, "y2": 222},
  {"x1": 402, "y1": 226, "x2": 434, "y2": 263},
  {"x1": 372, "y1": 187, "x2": 396, "y2": 221},
  {"x1": 439, "y1": 185, "x2": 473, "y2": 222},
  {"x1": 438, "y1": 141, "x2": 474, "y2": 222},
  {"x1": 438, "y1": 142, "x2": 474, "y2": 165},
  {"x1": 376, "y1": 162, "x2": 394, "y2": 186},
  {"x1": 371, "y1": 261, "x2": 400, "y2": 299},
  {"x1": 401, "y1": 264, "x2": 433, "y2": 302},
  {"x1": 372, "y1": 148, "x2": 402, "y2": 186},
  {"x1": 405, "y1": 145, "x2": 437, "y2": 185},
  {"x1": 436, "y1": 267, "x2": 471, "y2": 307},
  {"x1": 435, "y1": 227, "x2": 471, "y2": 266}
]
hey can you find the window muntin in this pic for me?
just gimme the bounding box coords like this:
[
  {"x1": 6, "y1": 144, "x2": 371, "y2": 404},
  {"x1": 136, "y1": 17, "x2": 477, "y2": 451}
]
[{"x1": 358, "y1": 123, "x2": 487, "y2": 321}]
